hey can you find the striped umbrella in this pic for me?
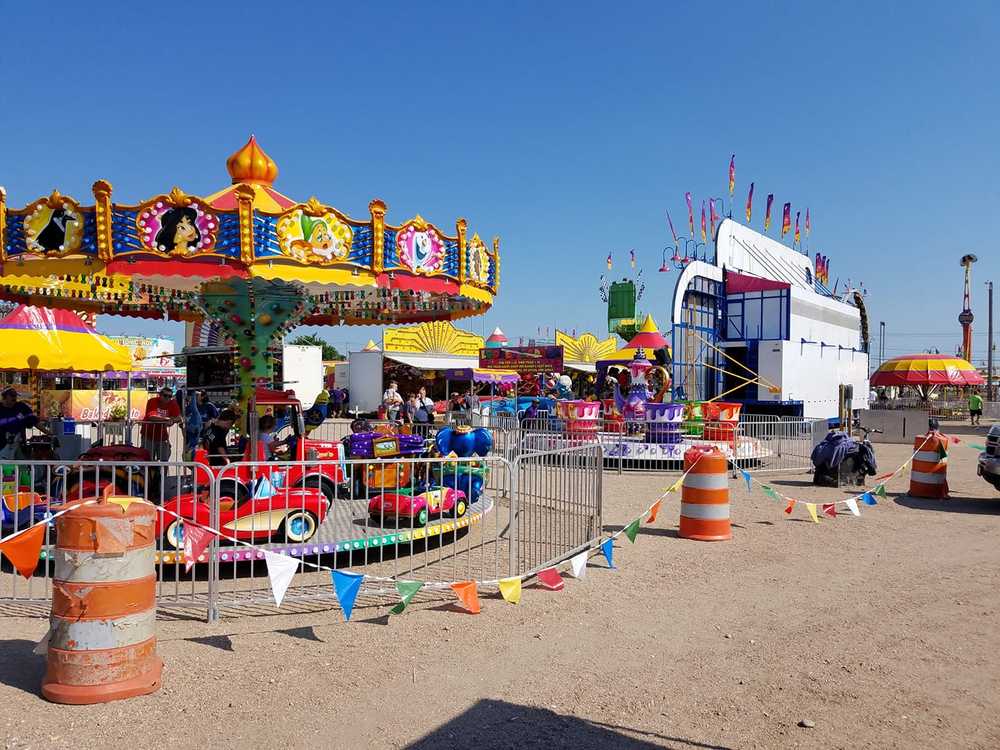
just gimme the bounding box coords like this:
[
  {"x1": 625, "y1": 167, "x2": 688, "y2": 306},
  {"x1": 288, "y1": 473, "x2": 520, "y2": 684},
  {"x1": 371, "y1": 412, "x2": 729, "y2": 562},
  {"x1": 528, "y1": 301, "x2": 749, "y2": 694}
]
[{"x1": 870, "y1": 353, "x2": 984, "y2": 397}]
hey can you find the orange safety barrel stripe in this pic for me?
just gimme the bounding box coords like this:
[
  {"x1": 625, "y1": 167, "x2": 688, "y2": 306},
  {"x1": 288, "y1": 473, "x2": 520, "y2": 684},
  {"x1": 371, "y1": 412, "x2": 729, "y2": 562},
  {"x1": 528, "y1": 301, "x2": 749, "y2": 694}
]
[
  {"x1": 52, "y1": 576, "x2": 156, "y2": 621},
  {"x1": 54, "y1": 517, "x2": 156, "y2": 552},
  {"x1": 44, "y1": 638, "x2": 158, "y2": 687}
]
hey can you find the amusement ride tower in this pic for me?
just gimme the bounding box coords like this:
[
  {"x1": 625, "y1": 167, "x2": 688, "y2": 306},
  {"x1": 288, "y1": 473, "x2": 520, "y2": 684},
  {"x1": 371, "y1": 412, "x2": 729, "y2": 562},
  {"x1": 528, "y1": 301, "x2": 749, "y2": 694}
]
[{"x1": 959, "y1": 254, "x2": 977, "y2": 362}]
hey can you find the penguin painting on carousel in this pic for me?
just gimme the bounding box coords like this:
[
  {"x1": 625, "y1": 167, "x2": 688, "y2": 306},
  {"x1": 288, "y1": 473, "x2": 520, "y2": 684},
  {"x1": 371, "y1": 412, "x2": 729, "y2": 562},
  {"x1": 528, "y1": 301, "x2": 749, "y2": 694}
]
[{"x1": 35, "y1": 208, "x2": 79, "y2": 252}]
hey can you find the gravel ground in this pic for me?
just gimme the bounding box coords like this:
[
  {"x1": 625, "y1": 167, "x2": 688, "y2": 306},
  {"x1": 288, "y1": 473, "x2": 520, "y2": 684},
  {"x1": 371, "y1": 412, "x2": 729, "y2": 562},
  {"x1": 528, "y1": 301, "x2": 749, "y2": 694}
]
[{"x1": 1, "y1": 422, "x2": 999, "y2": 749}]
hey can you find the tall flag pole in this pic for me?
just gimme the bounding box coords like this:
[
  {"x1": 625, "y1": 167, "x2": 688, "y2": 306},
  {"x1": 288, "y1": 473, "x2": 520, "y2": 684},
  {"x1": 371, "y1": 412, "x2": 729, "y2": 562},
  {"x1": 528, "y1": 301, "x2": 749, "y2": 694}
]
[
  {"x1": 665, "y1": 209, "x2": 679, "y2": 245},
  {"x1": 745, "y1": 182, "x2": 754, "y2": 223},
  {"x1": 700, "y1": 200, "x2": 707, "y2": 242},
  {"x1": 781, "y1": 202, "x2": 792, "y2": 239},
  {"x1": 794, "y1": 211, "x2": 801, "y2": 247},
  {"x1": 685, "y1": 192, "x2": 695, "y2": 236},
  {"x1": 764, "y1": 194, "x2": 774, "y2": 233}
]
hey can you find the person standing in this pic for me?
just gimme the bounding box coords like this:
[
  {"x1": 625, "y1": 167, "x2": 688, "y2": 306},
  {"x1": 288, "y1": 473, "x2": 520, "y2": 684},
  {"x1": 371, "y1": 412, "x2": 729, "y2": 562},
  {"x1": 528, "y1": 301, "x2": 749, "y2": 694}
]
[
  {"x1": 417, "y1": 386, "x2": 435, "y2": 424},
  {"x1": 196, "y1": 391, "x2": 219, "y2": 424},
  {"x1": 383, "y1": 380, "x2": 403, "y2": 421},
  {"x1": 141, "y1": 385, "x2": 182, "y2": 462},
  {"x1": 0, "y1": 387, "x2": 39, "y2": 451},
  {"x1": 330, "y1": 386, "x2": 344, "y2": 418},
  {"x1": 183, "y1": 390, "x2": 203, "y2": 460},
  {"x1": 969, "y1": 389, "x2": 984, "y2": 426},
  {"x1": 202, "y1": 409, "x2": 236, "y2": 467}
]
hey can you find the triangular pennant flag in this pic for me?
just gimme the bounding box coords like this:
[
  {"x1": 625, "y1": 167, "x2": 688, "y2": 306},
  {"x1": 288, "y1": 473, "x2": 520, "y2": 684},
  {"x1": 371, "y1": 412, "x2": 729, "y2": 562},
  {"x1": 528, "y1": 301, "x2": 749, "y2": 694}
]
[
  {"x1": 845, "y1": 497, "x2": 860, "y2": 516},
  {"x1": 263, "y1": 550, "x2": 298, "y2": 608},
  {"x1": 821, "y1": 503, "x2": 837, "y2": 519},
  {"x1": 646, "y1": 500, "x2": 662, "y2": 524},
  {"x1": 874, "y1": 484, "x2": 887, "y2": 499},
  {"x1": 331, "y1": 570, "x2": 365, "y2": 621},
  {"x1": 874, "y1": 472, "x2": 895, "y2": 482},
  {"x1": 600, "y1": 538, "x2": 615, "y2": 568},
  {"x1": 937, "y1": 443, "x2": 948, "y2": 460},
  {"x1": 183, "y1": 523, "x2": 216, "y2": 573},
  {"x1": 861, "y1": 492, "x2": 877, "y2": 506},
  {"x1": 390, "y1": 580, "x2": 424, "y2": 615},
  {"x1": 805, "y1": 503, "x2": 820, "y2": 523},
  {"x1": 536, "y1": 567, "x2": 564, "y2": 591},
  {"x1": 106, "y1": 496, "x2": 141, "y2": 513},
  {"x1": 669, "y1": 478, "x2": 683, "y2": 493},
  {"x1": 741, "y1": 470, "x2": 752, "y2": 491},
  {"x1": 783, "y1": 499, "x2": 796, "y2": 514},
  {"x1": 968, "y1": 443, "x2": 986, "y2": 452},
  {"x1": 624, "y1": 518, "x2": 641, "y2": 543},
  {"x1": 0, "y1": 524, "x2": 46, "y2": 579},
  {"x1": 950, "y1": 436, "x2": 961, "y2": 444},
  {"x1": 451, "y1": 580, "x2": 481, "y2": 613},
  {"x1": 498, "y1": 576, "x2": 521, "y2": 604},
  {"x1": 762, "y1": 485, "x2": 779, "y2": 500},
  {"x1": 569, "y1": 550, "x2": 588, "y2": 579}
]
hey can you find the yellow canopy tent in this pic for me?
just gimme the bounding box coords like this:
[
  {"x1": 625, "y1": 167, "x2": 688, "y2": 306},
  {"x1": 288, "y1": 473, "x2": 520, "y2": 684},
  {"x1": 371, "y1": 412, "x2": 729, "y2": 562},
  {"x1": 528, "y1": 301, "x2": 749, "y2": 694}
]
[{"x1": 0, "y1": 305, "x2": 133, "y2": 372}]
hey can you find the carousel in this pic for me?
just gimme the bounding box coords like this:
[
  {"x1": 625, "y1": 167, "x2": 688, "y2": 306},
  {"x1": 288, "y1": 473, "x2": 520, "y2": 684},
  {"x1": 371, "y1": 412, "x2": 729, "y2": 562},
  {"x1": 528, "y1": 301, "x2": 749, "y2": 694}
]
[{"x1": 0, "y1": 136, "x2": 502, "y2": 561}]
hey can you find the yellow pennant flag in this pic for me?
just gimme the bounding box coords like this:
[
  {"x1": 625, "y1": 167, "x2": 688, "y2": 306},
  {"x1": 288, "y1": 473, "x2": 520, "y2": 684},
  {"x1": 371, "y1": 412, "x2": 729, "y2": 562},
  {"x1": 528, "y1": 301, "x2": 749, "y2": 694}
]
[
  {"x1": 669, "y1": 478, "x2": 683, "y2": 493},
  {"x1": 805, "y1": 503, "x2": 820, "y2": 524},
  {"x1": 106, "y1": 496, "x2": 143, "y2": 513},
  {"x1": 498, "y1": 577, "x2": 522, "y2": 605}
]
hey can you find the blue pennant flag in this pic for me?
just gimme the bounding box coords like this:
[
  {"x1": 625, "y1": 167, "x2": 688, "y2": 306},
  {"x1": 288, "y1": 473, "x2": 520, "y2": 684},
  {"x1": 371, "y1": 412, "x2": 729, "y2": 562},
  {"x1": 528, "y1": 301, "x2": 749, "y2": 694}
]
[
  {"x1": 861, "y1": 492, "x2": 877, "y2": 506},
  {"x1": 741, "y1": 470, "x2": 752, "y2": 491},
  {"x1": 331, "y1": 570, "x2": 365, "y2": 621},
  {"x1": 600, "y1": 538, "x2": 615, "y2": 569}
]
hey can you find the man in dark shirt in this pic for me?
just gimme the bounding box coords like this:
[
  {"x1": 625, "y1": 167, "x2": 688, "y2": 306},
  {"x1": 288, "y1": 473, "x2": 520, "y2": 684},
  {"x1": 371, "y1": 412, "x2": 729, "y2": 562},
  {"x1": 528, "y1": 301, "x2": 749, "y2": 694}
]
[
  {"x1": 0, "y1": 387, "x2": 39, "y2": 450},
  {"x1": 202, "y1": 409, "x2": 236, "y2": 467},
  {"x1": 196, "y1": 391, "x2": 220, "y2": 423}
]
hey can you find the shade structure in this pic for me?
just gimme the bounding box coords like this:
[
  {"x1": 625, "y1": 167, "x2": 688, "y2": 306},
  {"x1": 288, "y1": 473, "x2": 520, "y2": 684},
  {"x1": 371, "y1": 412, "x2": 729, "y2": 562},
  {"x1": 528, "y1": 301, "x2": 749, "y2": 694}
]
[
  {"x1": 443, "y1": 368, "x2": 520, "y2": 385},
  {"x1": 485, "y1": 327, "x2": 508, "y2": 348},
  {"x1": 0, "y1": 305, "x2": 133, "y2": 372},
  {"x1": 625, "y1": 314, "x2": 668, "y2": 351},
  {"x1": 870, "y1": 354, "x2": 984, "y2": 388}
]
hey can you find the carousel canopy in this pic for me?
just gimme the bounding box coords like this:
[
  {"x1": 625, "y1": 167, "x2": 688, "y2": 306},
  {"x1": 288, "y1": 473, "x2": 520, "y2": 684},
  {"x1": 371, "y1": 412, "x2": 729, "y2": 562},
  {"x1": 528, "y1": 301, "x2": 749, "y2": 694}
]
[
  {"x1": 0, "y1": 305, "x2": 133, "y2": 372},
  {"x1": 485, "y1": 327, "x2": 508, "y2": 348},
  {"x1": 625, "y1": 314, "x2": 668, "y2": 351},
  {"x1": 0, "y1": 136, "x2": 500, "y2": 326},
  {"x1": 870, "y1": 354, "x2": 985, "y2": 388}
]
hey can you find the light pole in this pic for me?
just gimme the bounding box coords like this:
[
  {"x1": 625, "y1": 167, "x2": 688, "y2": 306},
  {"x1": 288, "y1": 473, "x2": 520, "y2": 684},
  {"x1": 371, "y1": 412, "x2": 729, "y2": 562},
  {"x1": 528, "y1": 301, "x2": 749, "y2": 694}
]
[
  {"x1": 879, "y1": 321, "x2": 885, "y2": 367},
  {"x1": 987, "y1": 281, "x2": 994, "y2": 401}
]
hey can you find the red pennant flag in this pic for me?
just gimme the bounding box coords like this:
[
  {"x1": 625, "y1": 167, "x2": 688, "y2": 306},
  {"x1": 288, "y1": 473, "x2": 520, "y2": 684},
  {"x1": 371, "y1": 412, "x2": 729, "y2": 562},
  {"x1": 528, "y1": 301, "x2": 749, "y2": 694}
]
[
  {"x1": 783, "y1": 499, "x2": 796, "y2": 514},
  {"x1": 451, "y1": 581, "x2": 480, "y2": 614},
  {"x1": 536, "y1": 567, "x2": 564, "y2": 591},
  {"x1": 646, "y1": 499, "x2": 662, "y2": 524},
  {"x1": 183, "y1": 523, "x2": 216, "y2": 573},
  {"x1": 821, "y1": 503, "x2": 837, "y2": 519},
  {"x1": 0, "y1": 524, "x2": 46, "y2": 579}
]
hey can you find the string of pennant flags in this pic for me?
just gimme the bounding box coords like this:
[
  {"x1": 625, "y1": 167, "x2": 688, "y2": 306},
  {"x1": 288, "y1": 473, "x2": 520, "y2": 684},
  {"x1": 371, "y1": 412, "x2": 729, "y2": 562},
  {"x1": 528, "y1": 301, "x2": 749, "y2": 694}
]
[{"x1": 0, "y1": 433, "x2": 982, "y2": 621}]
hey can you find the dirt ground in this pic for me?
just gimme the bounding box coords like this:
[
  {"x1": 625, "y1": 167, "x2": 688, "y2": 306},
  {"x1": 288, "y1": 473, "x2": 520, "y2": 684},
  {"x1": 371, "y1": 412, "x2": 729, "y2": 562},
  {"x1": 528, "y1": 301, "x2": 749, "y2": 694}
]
[{"x1": 2, "y1": 421, "x2": 999, "y2": 749}]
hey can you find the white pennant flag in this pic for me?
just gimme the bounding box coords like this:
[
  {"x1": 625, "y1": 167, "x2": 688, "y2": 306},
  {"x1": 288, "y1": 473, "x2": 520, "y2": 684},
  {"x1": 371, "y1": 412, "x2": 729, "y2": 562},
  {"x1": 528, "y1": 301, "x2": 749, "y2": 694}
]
[
  {"x1": 569, "y1": 550, "x2": 589, "y2": 579},
  {"x1": 845, "y1": 497, "x2": 861, "y2": 517},
  {"x1": 263, "y1": 551, "x2": 299, "y2": 607}
]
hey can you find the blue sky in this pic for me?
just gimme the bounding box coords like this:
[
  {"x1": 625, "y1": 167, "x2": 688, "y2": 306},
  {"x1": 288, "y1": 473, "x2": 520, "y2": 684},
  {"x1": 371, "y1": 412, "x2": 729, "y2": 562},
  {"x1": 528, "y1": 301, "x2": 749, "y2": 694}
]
[{"x1": 1, "y1": 1, "x2": 998, "y2": 364}]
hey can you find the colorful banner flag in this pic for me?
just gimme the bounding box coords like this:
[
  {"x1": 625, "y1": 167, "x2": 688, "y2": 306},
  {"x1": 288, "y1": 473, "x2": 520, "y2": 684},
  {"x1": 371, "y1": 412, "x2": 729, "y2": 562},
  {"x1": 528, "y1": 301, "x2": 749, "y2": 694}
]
[
  {"x1": 685, "y1": 192, "x2": 694, "y2": 235},
  {"x1": 630, "y1": 249, "x2": 636, "y2": 269},
  {"x1": 728, "y1": 154, "x2": 735, "y2": 196},
  {"x1": 781, "y1": 203, "x2": 792, "y2": 237},
  {"x1": 646, "y1": 500, "x2": 662, "y2": 524},
  {"x1": 821, "y1": 503, "x2": 837, "y2": 519},
  {"x1": 709, "y1": 198, "x2": 719, "y2": 236},
  {"x1": 805, "y1": 208, "x2": 811, "y2": 237},
  {"x1": 569, "y1": 550, "x2": 589, "y2": 579},
  {"x1": 762, "y1": 485, "x2": 779, "y2": 500},
  {"x1": 794, "y1": 211, "x2": 801, "y2": 244},
  {"x1": 845, "y1": 497, "x2": 861, "y2": 516},
  {"x1": 700, "y1": 201, "x2": 707, "y2": 242},
  {"x1": 606, "y1": 252, "x2": 612, "y2": 270},
  {"x1": 537, "y1": 567, "x2": 565, "y2": 591},
  {"x1": 861, "y1": 492, "x2": 878, "y2": 506},
  {"x1": 332, "y1": 570, "x2": 364, "y2": 621},
  {"x1": 498, "y1": 576, "x2": 522, "y2": 604},
  {"x1": 745, "y1": 182, "x2": 754, "y2": 222},
  {"x1": 740, "y1": 470, "x2": 752, "y2": 491},
  {"x1": 600, "y1": 538, "x2": 615, "y2": 568},
  {"x1": 390, "y1": 580, "x2": 424, "y2": 614},
  {"x1": 873, "y1": 484, "x2": 887, "y2": 499},
  {"x1": 0, "y1": 524, "x2": 45, "y2": 579},
  {"x1": 784, "y1": 499, "x2": 796, "y2": 514},
  {"x1": 805, "y1": 503, "x2": 820, "y2": 523},
  {"x1": 624, "y1": 518, "x2": 641, "y2": 543},
  {"x1": 669, "y1": 478, "x2": 683, "y2": 493},
  {"x1": 451, "y1": 580, "x2": 481, "y2": 613},
  {"x1": 183, "y1": 523, "x2": 215, "y2": 573},
  {"x1": 263, "y1": 550, "x2": 298, "y2": 608},
  {"x1": 666, "y1": 210, "x2": 679, "y2": 244},
  {"x1": 764, "y1": 194, "x2": 774, "y2": 232}
]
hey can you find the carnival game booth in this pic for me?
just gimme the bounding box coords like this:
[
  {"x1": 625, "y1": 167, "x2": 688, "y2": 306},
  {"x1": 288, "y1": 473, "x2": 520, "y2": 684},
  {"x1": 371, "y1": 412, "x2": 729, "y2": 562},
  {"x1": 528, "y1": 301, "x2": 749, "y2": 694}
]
[
  {"x1": 0, "y1": 136, "x2": 505, "y2": 588},
  {"x1": 0, "y1": 305, "x2": 135, "y2": 459}
]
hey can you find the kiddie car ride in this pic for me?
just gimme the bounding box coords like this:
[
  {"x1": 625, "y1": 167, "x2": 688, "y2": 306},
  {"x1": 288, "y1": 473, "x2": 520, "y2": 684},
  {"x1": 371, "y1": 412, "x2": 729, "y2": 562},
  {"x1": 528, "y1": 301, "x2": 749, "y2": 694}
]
[{"x1": 367, "y1": 486, "x2": 467, "y2": 527}]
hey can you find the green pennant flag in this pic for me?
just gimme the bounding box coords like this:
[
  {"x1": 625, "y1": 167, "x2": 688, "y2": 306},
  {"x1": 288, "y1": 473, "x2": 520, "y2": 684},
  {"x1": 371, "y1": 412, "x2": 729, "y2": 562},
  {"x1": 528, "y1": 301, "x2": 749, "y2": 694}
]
[
  {"x1": 624, "y1": 518, "x2": 641, "y2": 543},
  {"x1": 937, "y1": 443, "x2": 948, "y2": 460},
  {"x1": 762, "y1": 485, "x2": 779, "y2": 500},
  {"x1": 390, "y1": 580, "x2": 424, "y2": 615},
  {"x1": 874, "y1": 484, "x2": 887, "y2": 499},
  {"x1": 968, "y1": 443, "x2": 987, "y2": 452}
]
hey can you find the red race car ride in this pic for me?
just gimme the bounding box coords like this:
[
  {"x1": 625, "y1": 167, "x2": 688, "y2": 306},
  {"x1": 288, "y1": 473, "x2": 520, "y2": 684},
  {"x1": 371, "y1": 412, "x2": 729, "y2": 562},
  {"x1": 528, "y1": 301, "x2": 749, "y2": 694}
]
[{"x1": 367, "y1": 487, "x2": 468, "y2": 527}]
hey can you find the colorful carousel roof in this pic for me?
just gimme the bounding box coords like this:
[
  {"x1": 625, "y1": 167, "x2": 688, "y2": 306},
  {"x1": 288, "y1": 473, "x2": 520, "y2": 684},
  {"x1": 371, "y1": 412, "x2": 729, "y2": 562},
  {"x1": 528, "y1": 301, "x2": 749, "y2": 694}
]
[
  {"x1": 0, "y1": 137, "x2": 500, "y2": 325},
  {"x1": 870, "y1": 353, "x2": 985, "y2": 387}
]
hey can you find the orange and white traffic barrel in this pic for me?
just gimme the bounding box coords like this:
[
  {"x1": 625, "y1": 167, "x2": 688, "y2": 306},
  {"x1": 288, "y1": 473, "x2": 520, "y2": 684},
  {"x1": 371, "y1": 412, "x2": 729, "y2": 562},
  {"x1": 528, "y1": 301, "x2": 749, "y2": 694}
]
[
  {"x1": 909, "y1": 432, "x2": 948, "y2": 499},
  {"x1": 679, "y1": 446, "x2": 731, "y2": 541},
  {"x1": 42, "y1": 496, "x2": 162, "y2": 704}
]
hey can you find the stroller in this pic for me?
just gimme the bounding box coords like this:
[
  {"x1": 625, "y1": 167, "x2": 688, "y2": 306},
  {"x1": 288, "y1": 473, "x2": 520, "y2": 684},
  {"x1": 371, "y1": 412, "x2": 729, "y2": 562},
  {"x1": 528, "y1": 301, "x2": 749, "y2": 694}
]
[{"x1": 811, "y1": 423, "x2": 880, "y2": 487}]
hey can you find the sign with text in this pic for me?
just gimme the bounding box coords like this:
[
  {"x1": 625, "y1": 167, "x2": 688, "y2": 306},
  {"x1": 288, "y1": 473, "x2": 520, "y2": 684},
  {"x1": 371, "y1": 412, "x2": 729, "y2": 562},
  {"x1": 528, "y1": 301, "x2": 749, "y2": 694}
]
[{"x1": 479, "y1": 345, "x2": 564, "y2": 375}]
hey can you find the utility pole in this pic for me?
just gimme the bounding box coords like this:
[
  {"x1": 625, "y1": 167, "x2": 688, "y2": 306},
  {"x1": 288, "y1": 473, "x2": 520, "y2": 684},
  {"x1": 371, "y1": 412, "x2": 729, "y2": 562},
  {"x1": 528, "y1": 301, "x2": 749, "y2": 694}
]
[
  {"x1": 879, "y1": 321, "x2": 885, "y2": 367},
  {"x1": 988, "y1": 281, "x2": 994, "y2": 401}
]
